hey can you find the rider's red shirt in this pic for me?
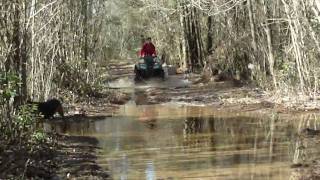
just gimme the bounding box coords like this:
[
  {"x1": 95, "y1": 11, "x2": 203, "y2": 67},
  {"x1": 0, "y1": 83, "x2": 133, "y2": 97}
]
[{"x1": 140, "y1": 42, "x2": 156, "y2": 57}]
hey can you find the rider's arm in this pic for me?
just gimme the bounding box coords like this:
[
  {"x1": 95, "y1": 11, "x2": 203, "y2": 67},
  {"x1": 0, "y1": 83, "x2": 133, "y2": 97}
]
[
  {"x1": 140, "y1": 44, "x2": 147, "y2": 57},
  {"x1": 151, "y1": 43, "x2": 157, "y2": 56},
  {"x1": 139, "y1": 49, "x2": 144, "y2": 57}
]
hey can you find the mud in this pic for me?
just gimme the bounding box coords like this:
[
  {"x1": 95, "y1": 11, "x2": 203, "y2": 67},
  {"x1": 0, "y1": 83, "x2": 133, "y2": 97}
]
[
  {"x1": 104, "y1": 60, "x2": 320, "y2": 115},
  {"x1": 54, "y1": 134, "x2": 111, "y2": 179},
  {"x1": 0, "y1": 141, "x2": 57, "y2": 179},
  {"x1": 46, "y1": 102, "x2": 320, "y2": 180},
  {"x1": 37, "y1": 60, "x2": 320, "y2": 180},
  {"x1": 0, "y1": 131, "x2": 110, "y2": 180},
  {"x1": 98, "y1": 60, "x2": 320, "y2": 180}
]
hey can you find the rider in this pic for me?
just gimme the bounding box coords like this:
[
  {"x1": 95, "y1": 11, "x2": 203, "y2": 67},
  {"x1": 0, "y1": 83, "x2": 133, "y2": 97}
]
[
  {"x1": 140, "y1": 37, "x2": 157, "y2": 75},
  {"x1": 140, "y1": 37, "x2": 157, "y2": 57}
]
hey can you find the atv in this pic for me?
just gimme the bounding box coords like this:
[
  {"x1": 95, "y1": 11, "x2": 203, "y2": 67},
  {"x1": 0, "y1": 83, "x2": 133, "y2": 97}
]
[{"x1": 134, "y1": 56, "x2": 165, "y2": 82}]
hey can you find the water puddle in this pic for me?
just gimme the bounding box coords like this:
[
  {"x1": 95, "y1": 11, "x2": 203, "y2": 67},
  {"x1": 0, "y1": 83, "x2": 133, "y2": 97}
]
[
  {"x1": 48, "y1": 77, "x2": 320, "y2": 179},
  {"x1": 106, "y1": 76, "x2": 191, "y2": 89},
  {"x1": 52, "y1": 102, "x2": 320, "y2": 179}
]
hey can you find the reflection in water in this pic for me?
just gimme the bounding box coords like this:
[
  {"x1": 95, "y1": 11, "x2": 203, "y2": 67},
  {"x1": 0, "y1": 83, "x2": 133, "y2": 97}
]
[
  {"x1": 120, "y1": 154, "x2": 128, "y2": 180},
  {"x1": 133, "y1": 90, "x2": 148, "y2": 105},
  {"x1": 144, "y1": 119, "x2": 157, "y2": 129},
  {"x1": 145, "y1": 161, "x2": 155, "y2": 180},
  {"x1": 47, "y1": 105, "x2": 320, "y2": 179},
  {"x1": 292, "y1": 113, "x2": 320, "y2": 166},
  {"x1": 127, "y1": 91, "x2": 159, "y2": 130},
  {"x1": 184, "y1": 117, "x2": 204, "y2": 134}
]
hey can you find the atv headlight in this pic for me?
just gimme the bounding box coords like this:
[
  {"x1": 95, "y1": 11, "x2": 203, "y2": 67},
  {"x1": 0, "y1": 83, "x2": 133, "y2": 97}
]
[
  {"x1": 154, "y1": 57, "x2": 160, "y2": 63},
  {"x1": 139, "y1": 59, "x2": 144, "y2": 63}
]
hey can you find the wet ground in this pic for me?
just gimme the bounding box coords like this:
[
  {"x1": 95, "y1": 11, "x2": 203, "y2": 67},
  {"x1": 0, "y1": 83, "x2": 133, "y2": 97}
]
[
  {"x1": 44, "y1": 70, "x2": 320, "y2": 180},
  {"x1": 47, "y1": 61, "x2": 320, "y2": 179},
  {"x1": 51, "y1": 101, "x2": 320, "y2": 180}
]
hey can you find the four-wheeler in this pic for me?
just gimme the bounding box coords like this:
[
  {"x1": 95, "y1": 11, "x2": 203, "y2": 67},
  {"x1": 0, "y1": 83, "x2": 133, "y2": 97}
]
[{"x1": 134, "y1": 56, "x2": 165, "y2": 82}]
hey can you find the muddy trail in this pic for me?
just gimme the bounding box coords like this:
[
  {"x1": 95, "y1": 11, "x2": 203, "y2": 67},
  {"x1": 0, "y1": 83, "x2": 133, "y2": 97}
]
[
  {"x1": 105, "y1": 60, "x2": 268, "y2": 110},
  {"x1": 47, "y1": 60, "x2": 320, "y2": 179}
]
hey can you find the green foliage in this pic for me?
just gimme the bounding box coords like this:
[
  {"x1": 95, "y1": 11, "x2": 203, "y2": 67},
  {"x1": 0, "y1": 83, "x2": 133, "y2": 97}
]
[
  {"x1": 0, "y1": 71, "x2": 42, "y2": 144},
  {"x1": 278, "y1": 61, "x2": 299, "y2": 86},
  {"x1": 0, "y1": 104, "x2": 39, "y2": 143},
  {"x1": 31, "y1": 130, "x2": 47, "y2": 143},
  {"x1": 15, "y1": 104, "x2": 37, "y2": 130},
  {"x1": 0, "y1": 72, "x2": 20, "y2": 102}
]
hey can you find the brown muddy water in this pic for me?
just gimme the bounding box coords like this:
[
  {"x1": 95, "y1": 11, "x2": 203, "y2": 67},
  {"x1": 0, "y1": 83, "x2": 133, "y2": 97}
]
[{"x1": 51, "y1": 77, "x2": 320, "y2": 179}]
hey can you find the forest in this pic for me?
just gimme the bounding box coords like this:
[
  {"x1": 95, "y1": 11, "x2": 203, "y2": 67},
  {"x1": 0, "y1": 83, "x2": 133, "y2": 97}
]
[{"x1": 1, "y1": 0, "x2": 320, "y2": 179}]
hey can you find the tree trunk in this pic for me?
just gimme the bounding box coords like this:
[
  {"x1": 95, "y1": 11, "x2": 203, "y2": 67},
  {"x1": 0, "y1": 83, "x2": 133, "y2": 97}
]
[
  {"x1": 247, "y1": 0, "x2": 257, "y2": 57},
  {"x1": 13, "y1": 1, "x2": 20, "y2": 73},
  {"x1": 21, "y1": 0, "x2": 28, "y2": 102},
  {"x1": 246, "y1": 0, "x2": 261, "y2": 80},
  {"x1": 207, "y1": 16, "x2": 213, "y2": 55},
  {"x1": 82, "y1": 0, "x2": 88, "y2": 67},
  {"x1": 178, "y1": 2, "x2": 187, "y2": 67},
  {"x1": 282, "y1": 0, "x2": 307, "y2": 91},
  {"x1": 262, "y1": 0, "x2": 277, "y2": 88},
  {"x1": 182, "y1": 4, "x2": 204, "y2": 71},
  {"x1": 30, "y1": 0, "x2": 36, "y2": 97}
]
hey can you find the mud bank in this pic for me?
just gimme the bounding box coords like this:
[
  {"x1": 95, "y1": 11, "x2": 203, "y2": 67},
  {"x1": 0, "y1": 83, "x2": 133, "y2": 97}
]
[
  {"x1": 0, "y1": 132, "x2": 110, "y2": 179},
  {"x1": 54, "y1": 134, "x2": 111, "y2": 179}
]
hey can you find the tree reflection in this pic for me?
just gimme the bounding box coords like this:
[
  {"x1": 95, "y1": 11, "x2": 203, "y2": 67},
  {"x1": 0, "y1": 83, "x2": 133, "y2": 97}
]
[{"x1": 184, "y1": 117, "x2": 205, "y2": 134}]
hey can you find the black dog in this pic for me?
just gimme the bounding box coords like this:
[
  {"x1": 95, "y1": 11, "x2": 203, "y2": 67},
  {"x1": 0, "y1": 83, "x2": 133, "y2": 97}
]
[{"x1": 28, "y1": 99, "x2": 64, "y2": 119}]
